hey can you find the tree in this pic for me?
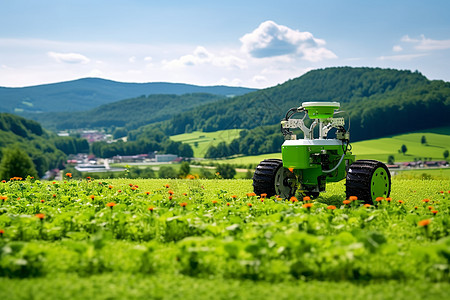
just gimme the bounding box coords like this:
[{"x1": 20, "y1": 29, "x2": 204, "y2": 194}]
[
  {"x1": 0, "y1": 148, "x2": 38, "y2": 180},
  {"x1": 400, "y1": 144, "x2": 408, "y2": 155},
  {"x1": 444, "y1": 150, "x2": 449, "y2": 161},
  {"x1": 158, "y1": 166, "x2": 177, "y2": 179},
  {"x1": 178, "y1": 161, "x2": 190, "y2": 178},
  {"x1": 387, "y1": 155, "x2": 395, "y2": 165},
  {"x1": 216, "y1": 164, "x2": 236, "y2": 179},
  {"x1": 421, "y1": 135, "x2": 427, "y2": 145}
]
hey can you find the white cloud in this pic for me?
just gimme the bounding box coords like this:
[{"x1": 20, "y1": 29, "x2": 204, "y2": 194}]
[
  {"x1": 129, "y1": 56, "x2": 136, "y2": 63},
  {"x1": 163, "y1": 46, "x2": 246, "y2": 70},
  {"x1": 393, "y1": 45, "x2": 403, "y2": 52},
  {"x1": 47, "y1": 51, "x2": 90, "y2": 64},
  {"x1": 240, "y1": 20, "x2": 337, "y2": 61},
  {"x1": 401, "y1": 35, "x2": 450, "y2": 51}
]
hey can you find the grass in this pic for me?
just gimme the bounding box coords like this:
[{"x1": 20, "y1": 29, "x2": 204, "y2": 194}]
[{"x1": 170, "y1": 129, "x2": 242, "y2": 158}]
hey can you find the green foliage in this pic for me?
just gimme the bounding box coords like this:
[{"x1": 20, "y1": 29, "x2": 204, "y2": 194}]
[
  {"x1": 0, "y1": 148, "x2": 38, "y2": 179},
  {"x1": 178, "y1": 161, "x2": 190, "y2": 178},
  {"x1": 444, "y1": 150, "x2": 449, "y2": 160},
  {"x1": 401, "y1": 144, "x2": 408, "y2": 155},
  {"x1": 215, "y1": 164, "x2": 236, "y2": 179},
  {"x1": 158, "y1": 166, "x2": 177, "y2": 178}
]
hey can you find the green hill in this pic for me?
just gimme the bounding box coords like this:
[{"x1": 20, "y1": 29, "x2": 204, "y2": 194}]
[
  {"x1": 132, "y1": 67, "x2": 449, "y2": 158},
  {"x1": 0, "y1": 78, "x2": 256, "y2": 113}
]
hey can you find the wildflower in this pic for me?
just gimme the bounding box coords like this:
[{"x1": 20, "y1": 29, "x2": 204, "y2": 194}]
[
  {"x1": 418, "y1": 219, "x2": 430, "y2": 227},
  {"x1": 260, "y1": 198, "x2": 264, "y2": 202},
  {"x1": 246, "y1": 192, "x2": 256, "y2": 197},
  {"x1": 131, "y1": 187, "x2": 137, "y2": 191},
  {"x1": 349, "y1": 196, "x2": 358, "y2": 201},
  {"x1": 186, "y1": 174, "x2": 196, "y2": 180},
  {"x1": 375, "y1": 197, "x2": 384, "y2": 202},
  {"x1": 169, "y1": 196, "x2": 173, "y2": 200},
  {"x1": 364, "y1": 204, "x2": 371, "y2": 208},
  {"x1": 226, "y1": 202, "x2": 230, "y2": 206},
  {"x1": 148, "y1": 206, "x2": 154, "y2": 212},
  {"x1": 180, "y1": 202, "x2": 187, "y2": 208},
  {"x1": 118, "y1": 190, "x2": 122, "y2": 193},
  {"x1": 414, "y1": 206, "x2": 418, "y2": 210},
  {"x1": 89, "y1": 195, "x2": 95, "y2": 200},
  {"x1": 0, "y1": 229, "x2": 4, "y2": 237},
  {"x1": 422, "y1": 199, "x2": 430, "y2": 203},
  {"x1": 1, "y1": 180, "x2": 5, "y2": 183},
  {"x1": 86, "y1": 176, "x2": 91, "y2": 180},
  {"x1": 212, "y1": 200, "x2": 218, "y2": 204},
  {"x1": 343, "y1": 200, "x2": 351, "y2": 205},
  {"x1": 231, "y1": 195, "x2": 237, "y2": 199},
  {"x1": 431, "y1": 210, "x2": 438, "y2": 216},
  {"x1": 40, "y1": 199, "x2": 45, "y2": 203},
  {"x1": 106, "y1": 202, "x2": 116, "y2": 209},
  {"x1": 134, "y1": 185, "x2": 139, "y2": 188},
  {"x1": 35, "y1": 213, "x2": 45, "y2": 220},
  {"x1": 146, "y1": 191, "x2": 151, "y2": 195},
  {"x1": 108, "y1": 185, "x2": 113, "y2": 189},
  {"x1": 386, "y1": 198, "x2": 392, "y2": 203},
  {"x1": 168, "y1": 190, "x2": 174, "y2": 195},
  {"x1": 302, "y1": 203, "x2": 313, "y2": 209},
  {"x1": 327, "y1": 205, "x2": 336, "y2": 210},
  {"x1": 165, "y1": 184, "x2": 170, "y2": 188},
  {"x1": 129, "y1": 183, "x2": 133, "y2": 187},
  {"x1": 290, "y1": 196, "x2": 298, "y2": 203},
  {"x1": 398, "y1": 200, "x2": 405, "y2": 204},
  {"x1": 247, "y1": 203, "x2": 253, "y2": 207},
  {"x1": 276, "y1": 197, "x2": 282, "y2": 202},
  {"x1": 0, "y1": 196, "x2": 7, "y2": 202},
  {"x1": 428, "y1": 206, "x2": 433, "y2": 211},
  {"x1": 303, "y1": 196, "x2": 311, "y2": 202},
  {"x1": 52, "y1": 194, "x2": 56, "y2": 198},
  {"x1": 65, "y1": 173, "x2": 72, "y2": 178},
  {"x1": 260, "y1": 193, "x2": 267, "y2": 198},
  {"x1": 183, "y1": 193, "x2": 187, "y2": 196}
]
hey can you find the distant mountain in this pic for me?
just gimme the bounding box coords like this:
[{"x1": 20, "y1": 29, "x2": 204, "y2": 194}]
[{"x1": 0, "y1": 78, "x2": 257, "y2": 113}]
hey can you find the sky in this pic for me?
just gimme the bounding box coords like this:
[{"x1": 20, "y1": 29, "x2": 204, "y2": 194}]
[{"x1": 1, "y1": 0, "x2": 450, "y2": 88}]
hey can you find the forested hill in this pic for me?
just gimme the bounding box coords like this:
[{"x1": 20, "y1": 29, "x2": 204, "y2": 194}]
[
  {"x1": 0, "y1": 113, "x2": 88, "y2": 178},
  {"x1": 25, "y1": 93, "x2": 225, "y2": 132},
  {"x1": 0, "y1": 78, "x2": 256, "y2": 113},
  {"x1": 137, "y1": 67, "x2": 450, "y2": 142}
]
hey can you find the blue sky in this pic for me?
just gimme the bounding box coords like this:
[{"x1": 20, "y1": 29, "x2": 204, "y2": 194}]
[{"x1": 1, "y1": 0, "x2": 450, "y2": 88}]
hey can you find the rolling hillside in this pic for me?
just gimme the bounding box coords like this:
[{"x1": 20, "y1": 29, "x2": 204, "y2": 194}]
[{"x1": 0, "y1": 78, "x2": 256, "y2": 113}]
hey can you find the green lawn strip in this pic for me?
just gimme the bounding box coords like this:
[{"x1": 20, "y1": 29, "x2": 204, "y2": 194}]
[{"x1": 1, "y1": 274, "x2": 448, "y2": 300}]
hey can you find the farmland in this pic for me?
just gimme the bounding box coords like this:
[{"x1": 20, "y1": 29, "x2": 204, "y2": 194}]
[{"x1": 0, "y1": 177, "x2": 449, "y2": 299}]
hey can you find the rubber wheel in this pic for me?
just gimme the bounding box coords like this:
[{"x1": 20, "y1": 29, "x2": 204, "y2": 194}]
[
  {"x1": 346, "y1": 160, "x2": 391, "y2": 204},
  {"x1": 252, "y1": 159, "x2": 297, "y2": 199}
]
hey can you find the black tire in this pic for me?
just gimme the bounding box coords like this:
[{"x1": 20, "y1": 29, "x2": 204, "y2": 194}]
[
  {"x1": 346, "y1": 160, "x2": 391, "y2": 204},
  {"x1": 252, "y1": 159, "x2": 296, "y2": 199}
]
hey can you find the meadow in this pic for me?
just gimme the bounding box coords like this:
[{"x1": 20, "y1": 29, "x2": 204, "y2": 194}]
[{"x1": 0, "y1": 176, "x2": 449, "y2": 299}]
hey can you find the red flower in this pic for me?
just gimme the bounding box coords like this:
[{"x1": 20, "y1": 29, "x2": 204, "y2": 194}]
[
  {"x1": 40, "y1": 199, "x2": 45, "y2": 203},
  {"x1": 226, "y1": 202, "x2": 230, "y2": 206},
  {"x1": 0, "y1": 229, "x2": 4, "y2": 237}
]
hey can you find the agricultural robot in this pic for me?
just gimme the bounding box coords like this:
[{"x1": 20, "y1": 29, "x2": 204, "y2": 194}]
[{"x1": 252, "y1": 102, "x2": 391, "y2": 204}]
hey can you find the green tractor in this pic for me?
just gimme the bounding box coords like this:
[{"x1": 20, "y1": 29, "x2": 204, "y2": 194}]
[{"x1": 252, "y1": 101, "x2": 391, "y2": 204}]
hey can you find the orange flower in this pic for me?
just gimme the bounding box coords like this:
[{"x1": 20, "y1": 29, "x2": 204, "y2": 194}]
[
  {"x1": 386, "y1": 197, "x2": 392, "y2": 203},
  {"x1": 260, "y1": 193, "x2": 267, "y2": 198},
  {"x1": 35, "y1": 213, "x2": 45, "y2": 220},
  {"x1": 148, "y1": 206, "x2": 154, "y2": 212},
  {"x1": 231, "y1": 195, "x2": 237, "y2": 199},
  {"x1": 302, "y1": 203, "x2": 313, "y2": 209},
  {"x1": 186, "y1": 174, "x2": 196, "y2": 180},
  {"x1": 108, "y1": 185, "x2": 113, "y2": 189},
  {"x1": 431, "y1": 210, "x2": 438, "y2": 215},
  {"x1": 169, "y1": 196, "x2": 173, "y2": 200},
  {"x1": 327, "y1": 205, "x2": 336, "y2": 210},
  {"x1": 180, "y1": 202, "x2": 187, "y2": 207},
  {"x1": 226, "y1": 202, "x2": 230, "y2": 206},
  {"x1": 89, "y1": 195, "x2": 95, "y2": 200},
  {"x1": 131, "y1": 187, "x2": 137, "y2": 191},
  {"x1": 106, "y1": 202, "x2": 116, "y2": 208},
  {"x1": 375, "y1": 197, "x2": 384, "y2": 202},
  {"x1": 414, "y1": 206, "x2": 418, "y2": 210},
  {"x1": 1, "y1": 180, "x2": 5, "y2": 183},
  {"x1": 363, "y1": 204, "x2": 371, "y2": 208},
  {"x1": 349, "y1": 196, "x2": 358, "y2": 201},
  {"x1": 168, "y1": 190, "x2": 175, "y2": 195},
  {"x1": 247, "y1": 203, "x2": 253, "y2": 207},
  {"x1": 343, "y1": 200, "x2": 351, "y2": 205},
  {"x1": 65, "y1": 173, "x2": 72, "y2": 178},
  {"x1": 428, "y1": 206, "x2": 433, "y2": 211},
  {"x1": 146, "y1": 191, "x2": 151, "y2": 195},
  {"x1": 40, "y1": 199, "x2": 45, "y2": 203},
  {"x1": 129, "y1": 183, "x2": 133, "y2": 187},
  {"x1": 0, "y1": 196, "x2": 7, "y2": 201},
  {"x1": 418, "y1": 219, "x2": 430, "y2": 227},
  {"x1": 303, "y1": 196, "x2": 311, "y2": 202},
  {"x1": 422, "y1": 199, "x2": 430, "y2": 203},
  {"x1": 86, "y1": 176, "x2": 91, "y2": 180},
  {"x1": 212, "y1": 200, "x2": 218, "y2": 204},
  {"x1": 398, "y1": 200, "x2": 405, "y2": 204},
  {"x1": 290, "y1": 196, "x2": 298, "y2": 203},
  {"x1": 0, "y1": 229, "x2": 4, "y2": 236},
  {"x1": 246, "y1": 192, "x2": 256, "y2": 197},
  {"x1": 165, "y1": 184, "x2": 170, "y2": 188},
  {"x1": 183, "y1": 193, "x2": 187, "y2": 196}
]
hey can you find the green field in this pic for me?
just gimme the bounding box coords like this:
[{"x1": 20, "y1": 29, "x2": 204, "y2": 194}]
[
  {"x1": 200, "y1": 131, "x2": 450, "y2": 167},
  {"x1": 0, "y1": 177, "x2": 449, "y2": 299},
  {"x1": 171, "y1": 129, "x2": 242, "y2": 158}
]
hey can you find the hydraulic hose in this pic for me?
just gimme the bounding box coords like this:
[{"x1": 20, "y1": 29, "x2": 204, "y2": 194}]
[{"x1": 322, "y1": 153, "x2": 345, "y2": 173}]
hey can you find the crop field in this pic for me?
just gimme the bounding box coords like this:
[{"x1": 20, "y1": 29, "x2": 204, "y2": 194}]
[
  {"x1": 170, "y1": 129, "x2": 242, "y2": 158},
  {"x1": 0, "y1": 177, "x2": 449, "y2": 299}
]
